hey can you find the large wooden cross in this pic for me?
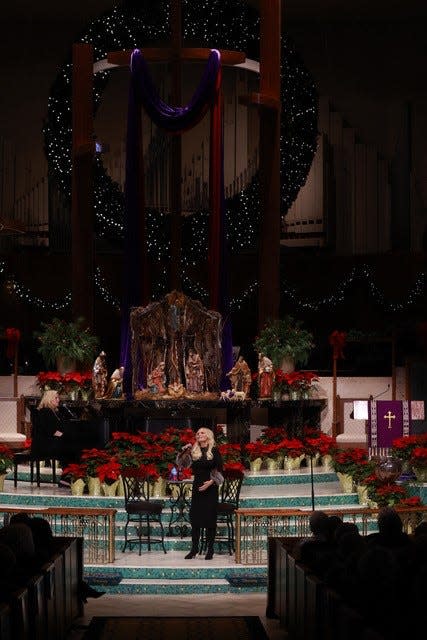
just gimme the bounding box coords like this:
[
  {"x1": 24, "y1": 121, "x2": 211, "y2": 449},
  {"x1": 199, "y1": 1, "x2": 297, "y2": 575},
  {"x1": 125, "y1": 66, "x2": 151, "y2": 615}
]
[{"x1": 71, "y1": 0, "x2": 281, "y2": 326}]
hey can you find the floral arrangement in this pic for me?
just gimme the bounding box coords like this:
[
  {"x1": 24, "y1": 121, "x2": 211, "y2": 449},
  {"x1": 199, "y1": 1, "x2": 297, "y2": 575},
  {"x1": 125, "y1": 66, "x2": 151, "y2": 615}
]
[
  {"x1": 96, "y1": 460, "x2": 121, "y2": 485},
  {"x1": 331, "y1": 448, "x2": 368, "y2": 476},
  {"x1": 243, "y1": 441, "x2": 267, "y2": 461},
  {"x1": 254, "y1": 315, "x2": 314, "y2": 368},
  {"x1": 35, "y1": 317, "x2": 99, "y2": 369},
  {"x1": 399, "y1": 496, "x2": 422, "y2": 508},
  {"x1": 282, "y1": 371, "x2": 319, "y2": 393},
  {"x1": 261, "y1": 443, "x2": 283, "y2": 459},
  {"x1": 37, "y1": 370, "x2": 93, "y2": 396},
  {"x1": 61, "y1": 463, "x2": 87, "y2": 480},
  {"x1": 80, "y1": 448, "x2": 111, "y2": 477},
  {"x1": 63, "y1": 371, "x2": 85, "y2": 390},
  {"x1": 302, "y1": 428, "x2": 336, "y2": 456},
  {"x1": 350, "y1": 459, "x2": 377, "y2": 485},
  {"x1": 218, "y1": 443, "x2": 242, "y2": 463},
  {"x1": 277, "y1": 437, "x2": 305, "y2": 459},
  {"x1": 410, "y1": 447, "x2": 427, "y2": 469},
  {"x1": 368, "y1": 482, "x2": 408, "y2": 507},
  {"x1": 122, "y1": 463, "x2": 160, "y2": 481},
  {"x1": 259, "y1": 427, "x2": 286, "y2": 445},
  {"x1": 391, "y1": 435, "x2": 422, "y2": 461},
  {"x1": 0, "y1": 444, "x2": 13, "y2": 474},
  {"x1": 37, "y1": 371, "x2": 63, "y2": 392},
  {"x1": 223, "y1": 461, "x2": 246, "y2": 477},
  {"x1": 214, "y1": 424, "x2": 228, "y2": 445}
]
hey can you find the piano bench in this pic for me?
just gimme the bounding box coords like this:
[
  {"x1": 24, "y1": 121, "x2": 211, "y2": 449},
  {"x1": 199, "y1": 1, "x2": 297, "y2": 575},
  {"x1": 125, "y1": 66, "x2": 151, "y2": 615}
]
[{"x1": 13, "y1": 452, "x2": 57, "y2": 488}]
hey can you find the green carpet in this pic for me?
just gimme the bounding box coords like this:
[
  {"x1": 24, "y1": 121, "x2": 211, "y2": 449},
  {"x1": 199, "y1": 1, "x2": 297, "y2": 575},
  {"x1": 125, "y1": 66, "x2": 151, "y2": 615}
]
[
  {"x1": 83, "y1": 616, "x2": 269, "y2": 639},
  {"x1": 84, "y1": 571, "x2": 123, "y2": 586},
  {"x1": 225, "y1": 572, "x2": 268, "y2": 588}
]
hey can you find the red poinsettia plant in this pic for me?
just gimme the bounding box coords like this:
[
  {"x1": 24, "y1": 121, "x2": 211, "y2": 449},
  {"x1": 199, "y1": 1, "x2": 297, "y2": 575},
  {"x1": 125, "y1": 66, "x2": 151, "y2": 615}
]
[
  {"x1": 223, "y1": 461, "x2": 246, "y2": 477},
  {"x1": 277, "y1": 437, "x2": 305, "y2": 458},
  {"x1": 302, "y1": 427, "x2": 336, "y2": 456},
  {"x1": 331, "y1": 448, "x2": 368, "y2": 475},
  {"x1": 410, "y1": 446, "x2": 427, "y2": 468},
  {"x1": 369, "y1": 482, "x2": 408, "y2": 507},
  {"x1": 243, "y1": 441, "x2": 267, "y2": 461},
  {"x1": 61, "y1": 463, "x2": 87, "y2": 480},
  {"x1": 37, "y1": 371, "x2": 63, "y2": 391},
  {"x1": 398, "y1": 496, "x2": 422, "y2": 508},
  {"x1": 62, "y1": 372, "x2": 84, "y2": 390},
  {"x1": 0, "y1": 444, "x2": 14, "y2": 474},
  {"x1": 218, "y1": 443, "x2": 242, "y2": 463},
  {"x1": 391, "y1": 435, "x2": 421, "y2": 461},
  {"x1": 259, "y1": 427, "x2": 287, "y2": 445},
  {"x1": 80, "y1": 448, "x2": 111, "y2": 477},
  {"x1": 96, "y1": 460, "x2": 121, "y2": 485},
  {"x1": 122, "y1": 463, "x2": 160, "y2": 481},
  {"x1": 283, "y1": 371, "x2": 319, "y2": 392}
]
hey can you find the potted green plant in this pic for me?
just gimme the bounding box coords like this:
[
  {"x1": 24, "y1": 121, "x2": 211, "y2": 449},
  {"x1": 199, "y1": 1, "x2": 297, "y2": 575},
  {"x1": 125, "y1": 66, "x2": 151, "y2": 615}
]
[
  {"x1": 254, "y1": 315, "x2": 314, "y2": 369},
  {"x1": 35, "y1": 317, "x2": 99, "y2": 372}
]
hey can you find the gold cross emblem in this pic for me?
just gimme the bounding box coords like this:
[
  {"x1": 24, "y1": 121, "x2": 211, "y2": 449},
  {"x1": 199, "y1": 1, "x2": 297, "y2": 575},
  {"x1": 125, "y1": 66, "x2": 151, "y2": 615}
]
[{"x1": 384, "y1": 410, "x2": 396, "y2": 429}]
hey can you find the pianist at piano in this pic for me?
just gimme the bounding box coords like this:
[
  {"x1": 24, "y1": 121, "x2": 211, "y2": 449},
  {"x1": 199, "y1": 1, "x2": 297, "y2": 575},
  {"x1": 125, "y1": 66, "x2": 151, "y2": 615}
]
[
  {"x1": 32, "y1": 390, "x2": 78, "y2": 471},
  {"x1": 31, "y1": 390, "x2": 107, "y2": 481}
]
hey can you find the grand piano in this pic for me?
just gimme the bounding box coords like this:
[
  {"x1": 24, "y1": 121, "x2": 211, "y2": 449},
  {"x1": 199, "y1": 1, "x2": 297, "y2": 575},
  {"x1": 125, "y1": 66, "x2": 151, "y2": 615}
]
[{"x1": 30, "y1": 403, "x2": 108, "y2": 463}]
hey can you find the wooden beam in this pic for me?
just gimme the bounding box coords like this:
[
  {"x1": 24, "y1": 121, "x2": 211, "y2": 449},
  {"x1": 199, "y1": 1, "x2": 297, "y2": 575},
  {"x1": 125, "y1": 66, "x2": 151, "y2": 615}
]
[
  {"x1": 169, "y1": 0, "x2": 183, "y2": 292},
  {"x1": 107, "y1": 48, "x2": 245, "y2": 67},
  {"x1": 257, "y1": 0, "x2": 281, "y2": 328},
  {"x1": 71, "y1": 43, "x2": 95, "y2": 327}
]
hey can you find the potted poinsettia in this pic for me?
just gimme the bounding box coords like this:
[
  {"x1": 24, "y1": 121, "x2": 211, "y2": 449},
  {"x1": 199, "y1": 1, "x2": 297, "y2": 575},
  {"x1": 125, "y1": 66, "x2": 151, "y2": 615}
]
[
  {"x1": 0, "y1": 444, "x2": 13, "y2": 491},
  {"x1": 80, "y1": 448, "x2": 111, "y2": 496},
  {"x1": 223, "y1": 461, "x2": 245, "y2": 478},
  {"x1": 331, "y1": 448, "x2": 368, "y2": 493},
  {"x1": 37, "y1": 371, "x2": 63, "y2": 393},
  {"x1": 302, "y1": 428, "x2": 336, "y2": 468},
  {"x1": 62, "y1": 463, "x2": 87, "y2": 496},
  {"x1": 369, "y1": 482, "x2": 408, "y2": 507},
  {"x1": 410, "y1": 447, "x2": 427, "y2": 482},
  {"x1": 97, "y1": 459, "x2": 121, "y2": 496},
  {"x1": 275, "y1": 437, "x2": 305, "y2": 471},
  {"x1": 243, "y1": 441, "x2": 268, "y2": 472}
]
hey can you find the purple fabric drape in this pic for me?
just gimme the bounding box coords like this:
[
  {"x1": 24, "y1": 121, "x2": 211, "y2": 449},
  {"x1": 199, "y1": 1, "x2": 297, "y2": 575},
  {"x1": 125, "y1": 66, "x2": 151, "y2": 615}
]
[
  {"x1": 120, "y1": 74, "x2": 147, "y2": 396},
  {"x1": 130, "y1": 48, "x2": 221, "y2": 132},
  {"x1": 121, "y1": 47, "x2": 232, "y2": 395}
]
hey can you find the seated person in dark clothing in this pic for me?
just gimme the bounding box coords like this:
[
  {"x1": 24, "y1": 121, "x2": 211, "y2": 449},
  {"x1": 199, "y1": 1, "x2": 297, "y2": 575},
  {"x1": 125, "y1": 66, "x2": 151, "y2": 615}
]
[
  {"x1": 0, "y1": 522, "x2": 39, "y2": 582},
  {"x1": 10, "y1": 514, "x2": 54, "y2": 565},
  {"x1": 0, "y1": 543, "x2": 19, "y2": 599},
  {"x1": 33, "y1": 390, "x2": 79, "y2": 481},
  {"x1": 293, "y1": 511, "x2": 336, "y2": 575},
  {"x1": 366, "y1": 507, "x2": 411, "y2": 549}
]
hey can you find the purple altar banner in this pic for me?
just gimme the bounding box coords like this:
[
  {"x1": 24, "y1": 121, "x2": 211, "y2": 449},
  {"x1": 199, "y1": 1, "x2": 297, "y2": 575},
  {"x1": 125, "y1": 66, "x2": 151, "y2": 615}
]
[{"x1": 368, "y1": 400, "x2": 411, "y2": 448}]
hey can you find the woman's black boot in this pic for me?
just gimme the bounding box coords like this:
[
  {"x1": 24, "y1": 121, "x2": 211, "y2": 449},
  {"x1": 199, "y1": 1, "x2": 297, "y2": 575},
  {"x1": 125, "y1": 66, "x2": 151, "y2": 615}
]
[
  {"x1": 205, "y1": 527, "x2": 215, "y2": 560},
  {"x1": 185, "y1": 527, "x2": 200, "y2": 559}
]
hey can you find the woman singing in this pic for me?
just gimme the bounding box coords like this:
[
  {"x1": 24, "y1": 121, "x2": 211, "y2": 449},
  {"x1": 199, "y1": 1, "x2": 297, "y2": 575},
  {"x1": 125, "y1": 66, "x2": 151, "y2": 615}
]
[{"x1": 177, "y1": 427, "x2": 223, "y2": 560}]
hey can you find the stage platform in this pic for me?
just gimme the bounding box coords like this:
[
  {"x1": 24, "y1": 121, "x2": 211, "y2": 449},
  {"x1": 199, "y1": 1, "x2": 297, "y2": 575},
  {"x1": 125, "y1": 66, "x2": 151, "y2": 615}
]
[{"x1": 0, "y1": 463, "x2": 365, "y2": 594}]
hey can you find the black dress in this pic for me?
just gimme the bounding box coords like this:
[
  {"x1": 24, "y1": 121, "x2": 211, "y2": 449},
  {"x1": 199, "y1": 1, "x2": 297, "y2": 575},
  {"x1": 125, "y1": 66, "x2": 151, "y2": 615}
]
[
  {"x1": 32, "y1": 407, "x2": 77, "y2": 466},
  {"x1": 189, "y1": 446, "x2": 223, "y2": 529},
  {"x1": 32, "y1": 408, "x2": 63, "y2": 458}
]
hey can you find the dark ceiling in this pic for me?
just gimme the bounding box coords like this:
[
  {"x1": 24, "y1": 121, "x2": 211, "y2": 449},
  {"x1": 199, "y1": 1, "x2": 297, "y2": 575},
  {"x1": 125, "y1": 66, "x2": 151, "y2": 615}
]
[{"x1": 2, "y1": 1, "x2": 427, "y2": 23}]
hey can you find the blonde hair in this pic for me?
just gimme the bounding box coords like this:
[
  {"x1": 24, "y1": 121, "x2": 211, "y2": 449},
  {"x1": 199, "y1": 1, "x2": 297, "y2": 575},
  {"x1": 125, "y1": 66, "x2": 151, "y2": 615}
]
[
  {"x1": 38, "y1": 389, "x2": 59, "y2": 410},
  {"x1": 192, "y1": 427, "x2": 216, "y2": 460}
]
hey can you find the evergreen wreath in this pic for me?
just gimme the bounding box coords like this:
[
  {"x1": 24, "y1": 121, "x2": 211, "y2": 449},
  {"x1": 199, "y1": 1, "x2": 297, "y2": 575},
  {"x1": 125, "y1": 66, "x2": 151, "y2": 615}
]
[{"x1": 43, "y1": 0, "x2": 317, "y2": 274}]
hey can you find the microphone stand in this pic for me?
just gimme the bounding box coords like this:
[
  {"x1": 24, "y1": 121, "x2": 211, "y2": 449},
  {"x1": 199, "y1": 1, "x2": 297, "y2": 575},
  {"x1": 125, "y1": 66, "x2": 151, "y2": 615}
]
[{"x1": 309, "y1": 453, "x2": 315, "y2": 511}]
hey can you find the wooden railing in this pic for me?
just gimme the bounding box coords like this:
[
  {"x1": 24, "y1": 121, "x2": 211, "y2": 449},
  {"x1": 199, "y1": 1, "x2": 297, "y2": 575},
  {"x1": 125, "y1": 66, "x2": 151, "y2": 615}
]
[
  {"x1": 0, "y1": 506, "x2": 116, "y2": 564},
  {"x1": 235, "y1": 506, "x2": 427, "y2": 564}
]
